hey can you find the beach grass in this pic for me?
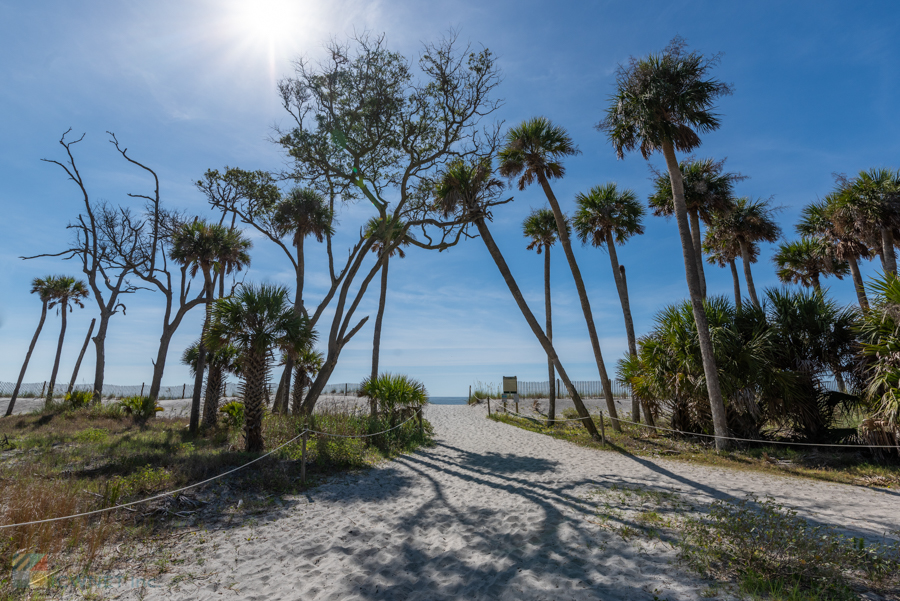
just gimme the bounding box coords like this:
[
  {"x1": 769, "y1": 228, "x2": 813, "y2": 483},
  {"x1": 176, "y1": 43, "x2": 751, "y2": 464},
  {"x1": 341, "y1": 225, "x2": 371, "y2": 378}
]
[
  {"x1": 488, "y1": 410, "x2": 900, "y2": 490},
  {"x1": 0, "y1": 403, "x2": 432, "y2": 596}
]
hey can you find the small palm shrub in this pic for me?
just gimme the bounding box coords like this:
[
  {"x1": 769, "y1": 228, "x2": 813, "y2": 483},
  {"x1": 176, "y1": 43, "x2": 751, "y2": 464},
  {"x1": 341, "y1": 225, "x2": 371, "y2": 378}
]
[
  {"x1": 117, "y1": 396, "x2": 163, "y2": 422},
  {"x1": 219, "y1": 401, "x2": 245, "y2": 429},
  {"x1": 63, "y1": 390, "x2": 93, "y2": 410},
  {"x1": 361, "y1": 373, "x2": 428, "y2": 423}
]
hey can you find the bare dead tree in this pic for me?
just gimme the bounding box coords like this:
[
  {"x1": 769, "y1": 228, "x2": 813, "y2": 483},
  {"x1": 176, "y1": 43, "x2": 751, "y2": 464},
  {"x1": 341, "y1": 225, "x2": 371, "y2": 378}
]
[{"x1": 24, "y1": 130, "x2": 143, "y2": 403}]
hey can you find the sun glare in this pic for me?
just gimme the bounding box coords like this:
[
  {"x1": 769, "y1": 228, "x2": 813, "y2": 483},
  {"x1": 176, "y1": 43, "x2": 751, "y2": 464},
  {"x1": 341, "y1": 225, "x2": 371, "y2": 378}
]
[{"x1": 231, "y1": 0, "x2": 300, "y2": 46}]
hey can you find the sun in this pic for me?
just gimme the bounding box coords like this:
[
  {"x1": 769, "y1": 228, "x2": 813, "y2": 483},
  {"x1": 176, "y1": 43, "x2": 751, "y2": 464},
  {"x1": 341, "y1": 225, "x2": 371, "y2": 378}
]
[{"x1": 230, "y1": 0, "x2": 301, "y2": 46}]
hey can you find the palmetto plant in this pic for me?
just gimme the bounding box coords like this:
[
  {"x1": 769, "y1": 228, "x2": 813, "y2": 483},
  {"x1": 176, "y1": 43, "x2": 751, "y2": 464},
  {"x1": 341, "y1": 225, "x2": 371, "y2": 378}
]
[
  {"x1": 858, "y1": 273, "x2": 900, "y2": 430},
  {"x1": 598, "y1": 37, "x2": 733, "y2": 448},
  {"x1": 360, "y1": 373, "x2": 428, "y2": 427},
  {"x1": 45, "y1": 276, "x2": 89, "y2": 406},
  {"x1": 500, "y1": 116, "x2": 621, "y2": 430},
  {"x1": 648, "y1": 157, "x2": 742, "y2": 297},
  {"x1": 206, "y1": 284, "x2": 312, "y2": 452},
  {"x1": 364, "y1": 214, "x2": 413, "y2": 395},
  {"x1": 522, "y1": 207, "x2": 567, "y2": 424},
  {"x1": 182, "y1": 340, "x2": 241, "y2": 427},
  {"x1": 708, "y1": 197, "x2": 781, "y2": 308},
  {"x1": 290, "y1": 347, "x2": 324, "y2": 416},
  {"x1": 171, "y1": 220, "x2": 252, "y2": 432},
  {"x1": 6, "y1": 276, "x2": 61, "y2": 416},
  {"x1": 798, "y1": 195, "x2": 872, "y2": 310},
  {"x1": 773, "y1": 237, "x2": 849, "y2": 292},
  {"x1": 433, "y1": 158, "x2": 602, "y2": 441},
  {"x1": 573, "y1": 183, "x2": 648, "y2": 423}
]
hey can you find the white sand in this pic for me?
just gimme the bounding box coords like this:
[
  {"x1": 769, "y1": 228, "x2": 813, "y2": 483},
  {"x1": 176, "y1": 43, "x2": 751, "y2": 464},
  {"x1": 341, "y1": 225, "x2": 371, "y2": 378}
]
[{"x1": 88, "y1": 403, "x2": 895, "y2": 601}]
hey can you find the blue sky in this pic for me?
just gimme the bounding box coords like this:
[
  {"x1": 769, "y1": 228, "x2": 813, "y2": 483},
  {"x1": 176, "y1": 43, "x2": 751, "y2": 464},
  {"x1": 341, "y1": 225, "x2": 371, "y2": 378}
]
[{"x1": 1, "y1": 0, "x2": 898, "y2": 396}]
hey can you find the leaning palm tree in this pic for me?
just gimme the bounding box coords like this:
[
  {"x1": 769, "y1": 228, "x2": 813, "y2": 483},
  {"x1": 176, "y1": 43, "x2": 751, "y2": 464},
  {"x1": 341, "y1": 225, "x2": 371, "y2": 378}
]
[
  {"x1": 206, "y1": 284, "x2": 311, "y2": 452},
  {"x1": 832, "y1": 168, "x2": 900, "y2": 276},
  {"x1": 499, "y1": 117, "x2": 621, "y2": 430},
  {"x1": 774, "y1": 237, "x2": 850, "y2": 292},
  {"x1": 171, "y1": 220, "x2": 252, "y2": 432},
  {"x1": 364, "y1": 215, "x2": 413, "y2": 394},
  {"x1": 6, "y1": 277, "x2": 58, "y2": 416},
  {"x1": 648, "y1": 157, "x2": 741, "y2": 297},
  {"x1": 798, "y1": 195, "x2": 872, "y2": 310},
  {"x1": 598, "y1": 37, "x2": 733, "y2": 449},
  {"x1": 573, "y1": 183, "x2": 646, "y2": 423},
  {"x1": 703, "y1": 223, "x2": 759, "y2": 311},
  {"x1": 271, "y1": 188, "x2": 334, "y2": 409},
  {"x1": 522, "y1": 207, "x2": 567, "y2": 424},
  {"x1": 45, "y1": 276, "x2": 89, "y2": 406},
  {"x1": 433, "y1": 158, "x2": 602, "y2": 441},
  {"x1": 710, "y1": 197, "x2": 780, "y2": 308}
]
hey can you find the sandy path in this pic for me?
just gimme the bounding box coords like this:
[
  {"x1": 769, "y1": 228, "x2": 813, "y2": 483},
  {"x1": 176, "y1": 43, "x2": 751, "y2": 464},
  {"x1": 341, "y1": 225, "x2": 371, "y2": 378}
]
[{"x1": 117, "y1": 405, "x2": 897, "y2": 600}]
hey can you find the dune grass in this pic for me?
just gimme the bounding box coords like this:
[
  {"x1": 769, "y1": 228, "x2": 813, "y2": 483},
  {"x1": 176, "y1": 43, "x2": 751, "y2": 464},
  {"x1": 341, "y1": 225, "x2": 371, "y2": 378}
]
[
  {"x1": 488, "y1": 409, "x2": 900, "y2": 490},
  {"x1": 0, "y1": 402, "x2": 432, "y2": 597}
]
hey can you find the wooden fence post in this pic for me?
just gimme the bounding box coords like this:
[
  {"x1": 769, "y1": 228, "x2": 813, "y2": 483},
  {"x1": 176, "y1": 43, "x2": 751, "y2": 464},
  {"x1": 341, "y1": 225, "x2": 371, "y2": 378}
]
[
  {"x1": 487, "y1": 397, "x2": 491, "y2": 416},
  {"x1": 468, "y1": 385, "x2": 472, "y2": 402},
  {"x1": 556, "y1": 378, "x2": 560, "y2": 399},
  {"x1": 515, "y1": 394, "x2": 519, "y2": 414},
  {"x1": 301, "y1": 430, "x2": 308, "y2": 485},
  {"x1": 182, "y1": 383, "x2": 186, "y2": 399},
  {"x1": 417, "y1": 407, "x2": 424, "y2": 438},
  {"x1": 140, "y1": 383, "x2": 145, "y2": 397}
]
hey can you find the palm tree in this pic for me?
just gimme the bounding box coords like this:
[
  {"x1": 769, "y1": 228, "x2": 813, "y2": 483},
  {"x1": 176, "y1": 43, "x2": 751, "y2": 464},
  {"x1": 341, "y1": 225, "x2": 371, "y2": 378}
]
[
  {"x1": 499, "y1": 117, "x2": 621, "y2": 430},
  {"x1": 598, "y1": 37, "x2": 733, "y2": 449},
  {"x1": 45, "y1": 276, "x2": 89, "y2": 406},
  {"x1": 206, "y1": 284, "x2": 311, "y2": 452},
  {"x1": 291, "y1": 347, "x2": 324, "y2": 416},
  {"x1": 271, "y1": 188, "x2": 334, "y2": 410},
  {"x1": 171, "y1": 221, "x2": 252, "y2": 432},
  {"x1": 573, "y1": 183, "x2": 647, "y2": 423},
  {"x1": 6, "y1": 277, "x2": 58, "y2": 416},
  {"x1": 648, "y1": 157, "x2": 741, "y2": 297},
  {"x1": 182, "y1": 340, "x2": 241, "y2": 427},
  {"x1": 832, "y1": 168, "x2": 900, "y2": 276},
  {"x1": 703, "y1": 224, "x2": 759, "y2": 311},
  {"x1": 709, "y1": 197, "x2": 780, "y2": 308},
  {"x1": 364, "y1": 214, "x2": 413, "y2": 400},
  {"x1": 774, "y1": 237, "x2": 849, "y2": 292},
  {"x1": 798, "y1": 196, "x2": 872, "y2": 310},
  {"x1": 433, "y1": 158, "x2": 603, "y2": 441},
  {"x1": 522, "y1": 207, "x2": 567, "y2": 424}
]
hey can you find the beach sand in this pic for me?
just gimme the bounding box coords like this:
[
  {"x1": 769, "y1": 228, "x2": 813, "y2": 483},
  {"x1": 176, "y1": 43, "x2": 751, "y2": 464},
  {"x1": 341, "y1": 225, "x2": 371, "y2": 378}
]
[{"x1": 105, "y1": 403, "x2": 898, "y2": 601}]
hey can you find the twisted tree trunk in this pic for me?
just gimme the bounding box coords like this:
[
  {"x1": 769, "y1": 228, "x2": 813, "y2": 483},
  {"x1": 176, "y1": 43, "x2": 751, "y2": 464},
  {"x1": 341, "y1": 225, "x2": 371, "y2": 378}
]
[
  {"x1": 475, "y1": 217, "x2": 602, "y2": 441},
  {"x1": 6, "y1": 299, "x2": 49, "y2": 416},
  {"x1": 662, "y1": 140, "x2": 730, "y2": 451},
  {"x1": 538, "y1": 176, "x2": 620, "y2": 431}
]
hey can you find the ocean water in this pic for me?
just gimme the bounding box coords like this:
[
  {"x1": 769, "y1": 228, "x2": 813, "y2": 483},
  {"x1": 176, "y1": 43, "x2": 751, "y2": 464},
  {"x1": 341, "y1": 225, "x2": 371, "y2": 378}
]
[{"x1": 428, "y1": 396, "x2": 468, "y2": 405}]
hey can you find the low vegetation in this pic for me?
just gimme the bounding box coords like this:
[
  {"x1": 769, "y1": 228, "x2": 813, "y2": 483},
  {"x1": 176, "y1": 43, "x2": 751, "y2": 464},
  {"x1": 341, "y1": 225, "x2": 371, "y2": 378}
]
[
  {"x1": 489, "y1": 410, "x2": 900, "y2": 489},
  {"x1": 0, "y1": 401, "x2": 432, "y2": 597}
]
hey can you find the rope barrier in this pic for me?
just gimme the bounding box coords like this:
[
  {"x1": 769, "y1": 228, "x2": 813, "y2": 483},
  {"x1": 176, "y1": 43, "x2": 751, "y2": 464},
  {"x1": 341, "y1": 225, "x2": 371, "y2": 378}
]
[
  {"x1": 499, "y1": 408, "x2": 900, "y2": 450},
  {"x1": 0, "y1": 409, "x2": 427, "y2": 530}
]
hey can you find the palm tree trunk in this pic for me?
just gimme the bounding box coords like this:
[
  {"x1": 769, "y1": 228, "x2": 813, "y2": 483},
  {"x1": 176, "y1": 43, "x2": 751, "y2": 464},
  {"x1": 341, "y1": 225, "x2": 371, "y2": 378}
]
[
  {"x1": 689, "y1": 208, "x2": 707, "y2": 298},
  {"x1": 729, "y1": 259, "x2": 742, "y2": 311},
  {"x1": 739, "y1": 239, "x2": 760, "y2": 308},
  {"x1": 833, "y1": 371, "x2": 847, "y2": 393},
  {"x1": 189, "y1": 277, "x2": 213, "y2": 432},
  {"x1": 847, "y1": 256, "x2": 869, "y2": 311},
  {"x1": 812, "y1": 273, "x2": 821, "y2": 292},
  {"x1": 371, "y1": 253, "x2": 390, "y2": 383},
  {"x1": 202, "y1": 365, "x2": 223, "y2": 427},
  {"x1": 881, "y1": 227, "x2": 897, "y2": 275},
  {"x1": 67, "y1": 318, "x2": 95, "y2": 394},
  {"x1": 538, "y1": 176, "x2": 621, "y2": 431},
  {"x1": 47, "y1": 300, "x2": 69, "y2": 407},
  {"x1": 291, "y1": 367, "x2": 305, "y2": 415},
  {"x1": 474, "y1": 217, "x2": 602, "y2": 441},
  {"x1": 6, "y1": 299, "x2": 49, "y2": 416},
  {"x1": 607, "y1": 234, "x2": 640, "y2": 423},
  {"x1": 662, "y1": 140, "x2": 730, "y2": 451},
  {"x1": 243, "y1": 352, "x2": 267, "y2": 453},
  {"x1": 544, "y1": 246, "x2": 555, "y2": 425}
]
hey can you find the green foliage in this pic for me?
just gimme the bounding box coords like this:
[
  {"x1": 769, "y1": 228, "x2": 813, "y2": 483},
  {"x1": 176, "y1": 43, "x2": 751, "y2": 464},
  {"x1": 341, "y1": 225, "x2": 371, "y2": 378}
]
[
  {"x1": 63, "y1": 389, "x2": 93, "y2": 409},
  {"x1": 523, "y1": 207, "x2": 568, "y2": 253},
  {"x1": 774, "y1": 237, "x2": 850, "y2": 289},
  {"x1": 573, "y1": 183, "x2": 645, "y2": 248},
  {"x1": 360, "y1": 373, "x2": 428, "y2": 418},
  {"x1": 648, "y1": 157, "x2": 741, "y2": 221},
  {"x1": 117, "y1": 395, "x2": 163, "y2": 422},
  {"x1": 858, "y1": 273, "x2": 900, "y2": 426},
  {"x1": 678, "y1": 495, "x2": 900, "y2": 598},
  {"x1": 219, "y1": 400, "x2": 245, "y2": 428}
]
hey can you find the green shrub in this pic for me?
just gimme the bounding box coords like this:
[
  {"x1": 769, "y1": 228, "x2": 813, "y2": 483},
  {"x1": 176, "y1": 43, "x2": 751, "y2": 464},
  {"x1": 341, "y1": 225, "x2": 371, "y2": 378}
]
[
  {"x1": 219, "y1": 401, "x2": 244, "y2": 429},
  {"x1": 117, "y1": 395, "x2": 163, "y2": 422},
  {"x1": 360, "y1": 373, "x2": 428, "y2": 421},
  {"x1": 63, "y1": 390, "x2": 93, "y2": 409}
]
